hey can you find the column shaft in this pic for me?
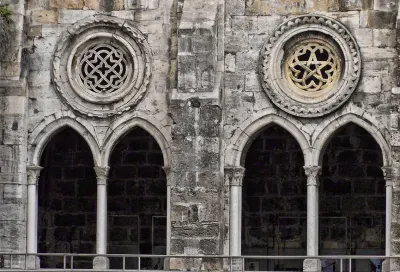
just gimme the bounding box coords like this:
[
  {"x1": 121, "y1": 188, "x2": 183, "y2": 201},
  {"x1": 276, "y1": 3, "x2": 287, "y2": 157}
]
[
  {"x1": 225, "y1": 167, "x2": 245, "y2": 257},
  {"x1": 307, "y1": 184, "x2": 318, "y2": 256},
  {"x1": 304, "y1": 166, "x2": 321, "y2": 257},
  {"x1": 94, "y1": 166, "x2": 110, "y2": 255},
  {"x1": 96, "y1": 184, "x2": 107, "y2": 254},
  {"x1": 382, "y1": 166, "x2": 393, "y2": 256},
  {"x1": 230, "y1": 185, "x2": 241, "y2": 256},
  {"x1": 386, "y1": 182, "x2": 392, "y2": 256},
  {"x1": 26, "y1": 166, "x2": 43, "y2": 254}
]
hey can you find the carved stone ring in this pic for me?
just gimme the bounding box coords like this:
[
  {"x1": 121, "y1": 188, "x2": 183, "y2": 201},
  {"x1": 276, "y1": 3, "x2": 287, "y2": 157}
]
[{"x1": 259, "y1": 15, "x2": 361, "y2": 118}]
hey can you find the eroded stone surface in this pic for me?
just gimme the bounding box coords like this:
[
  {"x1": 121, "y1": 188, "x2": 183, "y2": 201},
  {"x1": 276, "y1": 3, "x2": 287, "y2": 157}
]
[{"x1": 0, "y1": 0, "x2": 399, "y2": 270}]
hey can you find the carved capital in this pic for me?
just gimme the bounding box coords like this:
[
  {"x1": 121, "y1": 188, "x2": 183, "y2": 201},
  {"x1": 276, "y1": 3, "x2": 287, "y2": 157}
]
[
  {"x1": 162, "y1": 167, "x2": 171, "y2": 186},
  {"x1": 382, "y1": 166, "x2": 393, "y2": 180},
  {"x1": 27, "y1": 166, "x2": 43, "y2": 186},
  {"x1": 94, "y1": 166, "x2": 110, "y2": 185},
  {"x1": 382, "y1": 166, "x2": 394, "y2": 187},
  {"x1": 304, "y1": 166, "x2": 321, "y2": 186},
  {"x1": 225, "y1": 167, "x2": 245, "y2": 186}
]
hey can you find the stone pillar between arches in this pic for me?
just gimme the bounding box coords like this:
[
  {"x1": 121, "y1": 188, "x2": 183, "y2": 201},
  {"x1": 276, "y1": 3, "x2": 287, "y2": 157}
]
[
  {"x1": 93, "y1": 166, "x2": 110, "y2": 270},
  {"x1": 303, "y1": 166, "x2": 321, "y2": 272}
]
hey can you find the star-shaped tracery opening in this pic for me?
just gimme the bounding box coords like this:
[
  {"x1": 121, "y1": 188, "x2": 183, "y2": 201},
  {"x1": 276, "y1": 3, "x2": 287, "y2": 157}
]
[{"x1": 286, "y1": 42, "x2": 340, "y2": 92}]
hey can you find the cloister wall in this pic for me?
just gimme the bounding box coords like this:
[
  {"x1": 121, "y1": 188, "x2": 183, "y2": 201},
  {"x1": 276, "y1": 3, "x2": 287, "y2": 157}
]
[{"x1": 0, "y1": 0, "x2": 399, "y2": 270}]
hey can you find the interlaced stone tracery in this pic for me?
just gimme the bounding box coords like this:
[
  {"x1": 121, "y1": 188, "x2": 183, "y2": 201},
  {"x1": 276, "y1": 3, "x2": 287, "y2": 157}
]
[
  {"x1": 286, "y1": 41, "x2": 340, "y2": 92},
  {"x1": 78, "y1": 44, "x2": 129, "y2": 94}
]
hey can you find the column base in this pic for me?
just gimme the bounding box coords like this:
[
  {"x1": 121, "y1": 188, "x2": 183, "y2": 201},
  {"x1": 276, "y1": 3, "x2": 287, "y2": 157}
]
[
  {"x1": 382, "y1": 259, "x2": 390, "y2": 272},
  {"x1": 93, "y1": 256, "x2": 109, "y2": 270},
  {"x1": 231, "y1": 258, "x2": 243, "y2": 271},
  {"x1": 303, "y1": 258, "x2": 321, "y2": 272},
  {"x1": 26, "y1": 256, "x2": 40, "y2": 270}
]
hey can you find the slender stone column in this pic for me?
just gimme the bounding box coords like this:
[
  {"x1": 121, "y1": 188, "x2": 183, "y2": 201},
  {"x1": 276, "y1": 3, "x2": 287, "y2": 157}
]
[
  {"x1": 162, "y1": 167, "x2": 172, "y2": 255},
  {"x1": 303, "y1": 166, "x2": 321, "y2": 272},
  {"x1": 26, "y1": 165, "x2": 43, "y2": 269},
  {"x1": 162, "y1": 167, "x2": 171, "y2": 269},
  {"x1": 382, "y1": 166, "x2": 393, "y2": 272},
  {"x1": 93, "y1": 166, "x2": 110, "y2": 270},
  {"x1": 225, "y1": 167, "x2": 245, "y2": 270},
  {"x1": 382, "y1": 167, "x2": 393, "y2": 256}
]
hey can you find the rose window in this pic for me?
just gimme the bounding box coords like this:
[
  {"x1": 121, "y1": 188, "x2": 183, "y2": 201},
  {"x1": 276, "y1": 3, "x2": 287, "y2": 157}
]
[
  {"x1": 78, "y1": 44, "x2": 130, "y2": 94},
  {"x1": 259, "y1": 15, "x2": 361, "y2": 117},
  {"x1": 52, "y1": 16, "x2": 152, "y2": 118},
  {"x1": 285, "y1": 40, "x2": 341, "y2": 93}
]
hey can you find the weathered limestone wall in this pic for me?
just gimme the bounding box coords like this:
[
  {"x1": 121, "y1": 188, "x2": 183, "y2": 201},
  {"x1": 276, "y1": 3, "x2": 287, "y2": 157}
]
[
  {"x1": 223, "y1": 0, "x2": 398, "y2": 266},
  {"x1": 0, "y1": 0, "x2": 29, "y2": 267},
  {"x1": 0, "y1": 0, "x2": 400, "y2": 270},
  {"x1": 0, "y1": 80, "x2": 28, "y2": 267},
  {"x1": 168, "y1": 0, "x2": 225, "y2": 269},
  {"x1": 0, "y1": 0, "x2": 175, "y2": 265}
]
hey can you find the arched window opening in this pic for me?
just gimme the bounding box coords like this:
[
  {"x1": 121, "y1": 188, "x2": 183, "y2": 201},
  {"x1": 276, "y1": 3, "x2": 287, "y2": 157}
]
[
  {"x1": 38, "y1": 128, "x2": 97, "y2": 269},
  {"x1": 242, "y1": 125, "x2": 306, "y2": 271},
  {"x1": 320, "y1": 123, "x2": 385, "y2": 271},
  {"x1": 108, "y1": 127, "x2": 166, "y2": 270}
]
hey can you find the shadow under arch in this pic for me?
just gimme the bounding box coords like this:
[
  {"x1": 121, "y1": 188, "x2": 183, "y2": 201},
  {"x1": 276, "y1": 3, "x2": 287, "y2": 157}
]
[
  {"x1": 29, "y1": 117, "x2": 101, "y2": 166},
  {"x1": 312, "y1": 114, "x2": 391, "y2": 167},
  {"x1": 101, "y1": 117, "x2": 171, "y2": 168},
  {"x1": 225, "y1": 114, "x2": 312, "y2": 167}
]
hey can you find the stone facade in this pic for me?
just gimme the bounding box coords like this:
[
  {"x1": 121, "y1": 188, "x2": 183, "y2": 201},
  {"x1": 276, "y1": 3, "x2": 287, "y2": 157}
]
[{"x1": 0, "y1": 0, "x2": 399, "y2": 271}]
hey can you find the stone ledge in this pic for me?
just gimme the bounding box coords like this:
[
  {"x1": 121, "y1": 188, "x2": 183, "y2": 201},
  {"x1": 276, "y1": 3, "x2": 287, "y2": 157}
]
[{"x1": 0, "y1": 78, "x2": 26, "y2": 97}]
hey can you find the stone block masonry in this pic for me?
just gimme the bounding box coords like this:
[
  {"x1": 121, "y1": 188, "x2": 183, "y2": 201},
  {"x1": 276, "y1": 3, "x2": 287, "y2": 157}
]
[{"x1": 0, "y1": 0, "x2": 399, "y2": 271}]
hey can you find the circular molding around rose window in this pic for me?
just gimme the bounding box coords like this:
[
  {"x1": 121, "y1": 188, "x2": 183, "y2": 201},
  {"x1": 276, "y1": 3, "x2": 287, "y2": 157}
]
[
  {"x1": 259, "y1": 15, "x2": 361, "y2": 118},
  {"x1": 52, "y1": 15, "x2": 152, "y2": 118}
]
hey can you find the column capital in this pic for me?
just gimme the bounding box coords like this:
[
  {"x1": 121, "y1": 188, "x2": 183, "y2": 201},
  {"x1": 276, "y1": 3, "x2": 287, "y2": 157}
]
[
  {"x1": 382, "y1": 166, "x2": 393, "y2": 180},
  {"x1": 94, "y1": 166, "x2": 110, "y2": 185},
  {"x1": 303, "y1": 166, "x2": 321, "y2": 186},
  {"x1": 162, "y1": 167, "x2": 172, "y2": 186},
  {"x1": 382, "y1": 166, "x2": 394, "y2": 187},
  {"x1": 27, "y1": 165, "x2": 43, "y2": 185},
  {"x1": 225, "y1": 166, "x2": 245, "y2": 186}
]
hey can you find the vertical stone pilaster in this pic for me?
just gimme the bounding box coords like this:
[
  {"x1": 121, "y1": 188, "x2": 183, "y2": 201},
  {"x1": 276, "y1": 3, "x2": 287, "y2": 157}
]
[
  {"x1": 93, "y1": 166, "x2": 110, "y2": 270},
  {"x1": 303, "y1": 166, "x2": 321, "y2": 272}
]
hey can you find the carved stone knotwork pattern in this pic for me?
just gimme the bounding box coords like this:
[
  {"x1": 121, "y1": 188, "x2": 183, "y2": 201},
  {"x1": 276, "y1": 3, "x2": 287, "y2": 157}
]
[
  {"x1": 225, "y1": 167, "x2": 245, "y2": 186},
  {"x1": 94, "y1": 166, "x2": 110, "y2": 185},
  {"x1": 304, "y1": 166, "x2": 321, "y2": 186},
  {"x1": 78, "y1": 44, "x2": 129, "y2": 94},
  {"x1": 27, "y1": 166, "x2": 43, "y2": 186},
  {"x1": 52, "y1": 15, "x2": 152, "y2": 118}
]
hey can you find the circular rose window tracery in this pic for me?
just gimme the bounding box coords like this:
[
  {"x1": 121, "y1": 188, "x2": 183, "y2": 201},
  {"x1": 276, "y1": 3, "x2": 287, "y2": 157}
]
[
  {"x1": 52, "y1": 15, "x2": 152, "y2": 118},
  {"x1": 259, "y1": 15, "x2": 361, "y2": 118},
  {"x1": 285, "y1": 40, "x2": 341, "y2": 93},
  {"x1": 78, "y1": 44, "x2": 129, "y2": 94}
]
